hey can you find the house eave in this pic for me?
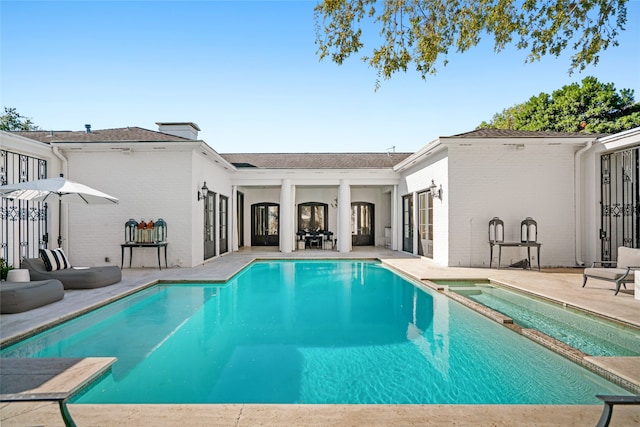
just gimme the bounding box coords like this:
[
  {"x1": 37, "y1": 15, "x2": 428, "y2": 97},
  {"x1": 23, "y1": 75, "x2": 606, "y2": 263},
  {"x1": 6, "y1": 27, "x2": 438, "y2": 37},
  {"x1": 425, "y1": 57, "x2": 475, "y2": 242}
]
[
  {"x1": 393, "y1": 138, "x2": 444, "y2": 172},
  {"x1": 51, "y1": 140, "x2": 237, "y2": 171},
  {"x1": 598, "y1": 126, "x2": 640, "y2": 151}
]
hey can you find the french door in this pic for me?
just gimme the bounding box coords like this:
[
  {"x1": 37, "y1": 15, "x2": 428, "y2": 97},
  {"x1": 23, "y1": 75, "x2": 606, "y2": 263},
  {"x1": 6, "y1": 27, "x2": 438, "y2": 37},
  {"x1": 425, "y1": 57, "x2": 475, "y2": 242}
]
[
  {"x1": 219, "y1": 195, "x2": 228, "y2": 254},
  {"x1": 204, "y1": 192, "x2": 216, "y2": 260},
  {"x1": 351, "y1": 202, "x2": 374, "y2": 246},
  {"x1": 402, "y1": 195, "x2": 413, "y2": 252},
  {"x1": 417, "y1": 191, "x2": 433, "y2": 258},
  {"x1": 237, "y1": 192, "x2": 244, "y2": 248},
  {"x1": 251, "y1": 203, "x2": 279, "y2": 246}
]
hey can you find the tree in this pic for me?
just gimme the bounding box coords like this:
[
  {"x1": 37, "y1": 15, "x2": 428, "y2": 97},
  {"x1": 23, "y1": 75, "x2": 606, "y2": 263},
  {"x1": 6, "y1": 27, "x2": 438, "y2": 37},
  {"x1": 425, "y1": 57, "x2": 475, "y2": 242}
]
[
  {"x1": 0, "y1": 107, "x2": 39, "y2": 131},
  {"x1": 314, "y1": 0, "x2": 629, "y2": 85},
  {"x1": 477, "y1": 76, "x2": 640, "y2": 133}
]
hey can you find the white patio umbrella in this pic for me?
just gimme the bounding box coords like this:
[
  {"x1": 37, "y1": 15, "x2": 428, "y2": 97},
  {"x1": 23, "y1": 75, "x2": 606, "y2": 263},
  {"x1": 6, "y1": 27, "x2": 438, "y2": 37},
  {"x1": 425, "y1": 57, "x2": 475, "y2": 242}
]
[{"x1": 0, "y1": 175, "x2": 119, "y2": 247}]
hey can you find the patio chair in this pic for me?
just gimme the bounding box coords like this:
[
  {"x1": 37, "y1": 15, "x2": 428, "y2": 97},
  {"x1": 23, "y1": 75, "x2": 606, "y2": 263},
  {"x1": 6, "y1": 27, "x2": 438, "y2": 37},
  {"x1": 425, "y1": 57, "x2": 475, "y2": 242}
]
[
  {"x1": 308, "y1": 231, "x2": 322, "y2": 249},
  {"x1": 582, "y1": 246, "x2": 640, "y2": 295},
  {"x1": 22, "y1": 254, "x2": 121, "y2": 290}
]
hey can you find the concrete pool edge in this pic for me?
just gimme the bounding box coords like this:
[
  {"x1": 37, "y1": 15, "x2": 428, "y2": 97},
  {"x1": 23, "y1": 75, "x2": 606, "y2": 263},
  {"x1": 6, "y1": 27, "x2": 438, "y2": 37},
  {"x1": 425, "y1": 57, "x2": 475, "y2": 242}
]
[{"x1": 2, "y1": 402, "x2": 640, "y2": 426}]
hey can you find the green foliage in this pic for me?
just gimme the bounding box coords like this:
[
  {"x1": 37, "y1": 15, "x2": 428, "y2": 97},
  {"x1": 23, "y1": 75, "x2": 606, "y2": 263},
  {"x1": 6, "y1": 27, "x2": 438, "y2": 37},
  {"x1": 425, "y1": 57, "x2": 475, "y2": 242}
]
[
  {"x1": 478, "y1": 76, "x2": 640, "y2": 133},
  {"x1": 0, "y1": 107, "x2": 39, "y2": 131},
  {"x1": 314, "y1": 0, "x2": 629, "y2": 86},
  {"x1": 0, "y1": 258, "x2": 14, "y2": 280}
]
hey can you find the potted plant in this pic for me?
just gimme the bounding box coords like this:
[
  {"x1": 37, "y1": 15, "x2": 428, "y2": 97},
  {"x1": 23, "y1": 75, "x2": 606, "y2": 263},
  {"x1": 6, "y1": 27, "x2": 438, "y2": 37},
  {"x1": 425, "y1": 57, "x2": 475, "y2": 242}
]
[{"x1": 0, "y1": 258, "x2": 13, "y2": 280}]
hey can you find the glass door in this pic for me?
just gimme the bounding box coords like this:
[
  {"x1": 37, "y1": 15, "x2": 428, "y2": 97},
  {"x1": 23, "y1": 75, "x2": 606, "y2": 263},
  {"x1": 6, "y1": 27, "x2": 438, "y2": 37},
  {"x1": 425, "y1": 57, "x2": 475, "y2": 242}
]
[
  {"x1": 351, "y1": 202, "x2": 374, "y2": 246},
  {"x1": 237, "y1": 192, "x2": 244, "y2": 248},
  {"x1": 402, "y1": 194, "x2": 413, "y2": 252},
  {"x1": 204, "y1": 192, "x2": 216, "y2": 260},
  {"x1": 251, "y1": 203, "x2": 279, "y2": 246},
  {"x1": 219, "y1": 195, "x2": 228, "y2": 254},
  {"x1": 418, "y1": 191, "x2": 433, "y2": 258}
]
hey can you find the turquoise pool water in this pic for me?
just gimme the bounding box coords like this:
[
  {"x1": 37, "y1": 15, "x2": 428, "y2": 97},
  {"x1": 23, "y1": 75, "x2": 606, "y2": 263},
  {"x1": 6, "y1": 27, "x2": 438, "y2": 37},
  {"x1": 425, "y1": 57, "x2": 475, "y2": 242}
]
[
  {"x1": 443, "y1": 281, "x2": 640, "y2": 357},
  {"x1": 0, "y1": 260, "x2": 631, "y2": 404}
]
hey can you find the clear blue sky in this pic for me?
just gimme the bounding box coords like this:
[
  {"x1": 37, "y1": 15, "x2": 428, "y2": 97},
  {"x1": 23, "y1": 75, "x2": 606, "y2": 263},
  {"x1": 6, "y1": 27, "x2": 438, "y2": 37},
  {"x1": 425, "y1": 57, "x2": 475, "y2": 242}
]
[{"x1": 2, "y1": 1, "x2": 639, "y2": 153}]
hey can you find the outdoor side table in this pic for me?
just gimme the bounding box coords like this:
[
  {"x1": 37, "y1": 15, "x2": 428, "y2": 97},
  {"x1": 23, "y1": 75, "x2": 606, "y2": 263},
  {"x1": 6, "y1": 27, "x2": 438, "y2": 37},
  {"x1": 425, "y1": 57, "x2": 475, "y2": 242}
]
[
  {"x1": 6, "y1": 269, "x2": 30, "y2": 282},
  {"x1": 121, "y1": 242, "x2": 168, "y2": 270},
  {"x1": 489, "y1": 241, "x2": 541, "y2": 270}
]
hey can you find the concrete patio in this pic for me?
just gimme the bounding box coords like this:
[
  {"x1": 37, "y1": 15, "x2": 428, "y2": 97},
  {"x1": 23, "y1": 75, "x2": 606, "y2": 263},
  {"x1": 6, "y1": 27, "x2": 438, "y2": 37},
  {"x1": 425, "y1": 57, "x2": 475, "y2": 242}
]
[{"x1": 1, "y1": 247, "x2": 639, "y2": 426}]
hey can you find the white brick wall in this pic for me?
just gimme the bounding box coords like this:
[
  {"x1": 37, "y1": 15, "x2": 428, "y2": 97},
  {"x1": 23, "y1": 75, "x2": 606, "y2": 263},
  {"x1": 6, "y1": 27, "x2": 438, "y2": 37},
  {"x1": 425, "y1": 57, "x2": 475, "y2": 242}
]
[
  {"x1": 192, "y1": 151, "x2": 233, "y2": 263},
  {"x1": 65, "y1": 149, "x2": 194, "y2": 268},
  {"x1": 448, "y1": 144, "x2": 577, "y2": 267},
  {"x1": 61, "y1": 147, "x2": 230, "y2": 268},
  {"x1": 398, "y1": 151, "x2": 449, "y2": 264}
]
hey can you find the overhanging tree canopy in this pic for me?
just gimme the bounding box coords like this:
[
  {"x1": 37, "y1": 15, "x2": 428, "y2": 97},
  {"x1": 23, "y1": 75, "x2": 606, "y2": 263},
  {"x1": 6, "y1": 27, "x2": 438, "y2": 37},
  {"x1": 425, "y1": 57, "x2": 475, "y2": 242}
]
[{"x1": 314, "y1": 0, "x2": 629, "y2": 85}]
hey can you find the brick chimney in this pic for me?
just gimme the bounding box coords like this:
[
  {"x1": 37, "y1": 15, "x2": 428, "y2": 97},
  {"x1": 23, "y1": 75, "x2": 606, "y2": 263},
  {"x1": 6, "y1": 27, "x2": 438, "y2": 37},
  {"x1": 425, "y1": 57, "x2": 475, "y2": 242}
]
[{"x1": 156, "y1": 122, "x2": 200, "y2": 140}]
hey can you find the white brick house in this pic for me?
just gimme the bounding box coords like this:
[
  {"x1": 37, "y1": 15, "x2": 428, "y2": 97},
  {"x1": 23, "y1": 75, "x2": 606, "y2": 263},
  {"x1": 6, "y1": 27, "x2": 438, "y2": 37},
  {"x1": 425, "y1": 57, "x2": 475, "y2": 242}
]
[{"x1": 1, "y1": 124, "x2": 638, "y2": 269}]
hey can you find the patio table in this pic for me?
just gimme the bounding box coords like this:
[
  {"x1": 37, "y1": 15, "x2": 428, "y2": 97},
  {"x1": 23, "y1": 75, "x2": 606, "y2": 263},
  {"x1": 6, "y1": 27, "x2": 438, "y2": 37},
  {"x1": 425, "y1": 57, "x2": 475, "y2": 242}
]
[
  {"x1": 489, "y1": 241, "x2": 541, "y2": 270},
  {"x1": 121, "y1": 242, "x2": 168, "y2": 270}
]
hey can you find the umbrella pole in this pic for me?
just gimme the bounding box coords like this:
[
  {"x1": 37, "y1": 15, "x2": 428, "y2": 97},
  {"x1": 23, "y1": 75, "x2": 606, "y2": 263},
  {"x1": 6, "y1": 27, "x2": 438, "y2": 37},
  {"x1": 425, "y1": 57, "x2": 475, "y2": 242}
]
[{"x1": 58, "y1": 197, "x2": 62, "y2": 248}]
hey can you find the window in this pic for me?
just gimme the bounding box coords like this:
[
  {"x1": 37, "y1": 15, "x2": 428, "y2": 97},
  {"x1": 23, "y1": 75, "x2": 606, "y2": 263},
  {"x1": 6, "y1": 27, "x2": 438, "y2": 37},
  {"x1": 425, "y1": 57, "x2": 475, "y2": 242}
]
[{"x1": 298, "y1": 202, "x2": 328, "y2": 232}]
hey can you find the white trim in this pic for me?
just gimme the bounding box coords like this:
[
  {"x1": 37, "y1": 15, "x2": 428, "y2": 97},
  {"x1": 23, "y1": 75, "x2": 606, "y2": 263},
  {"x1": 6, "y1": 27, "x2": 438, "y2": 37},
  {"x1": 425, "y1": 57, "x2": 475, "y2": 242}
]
[{"x1": 599, "y1": 126, "x2": 640, "y2": 151}]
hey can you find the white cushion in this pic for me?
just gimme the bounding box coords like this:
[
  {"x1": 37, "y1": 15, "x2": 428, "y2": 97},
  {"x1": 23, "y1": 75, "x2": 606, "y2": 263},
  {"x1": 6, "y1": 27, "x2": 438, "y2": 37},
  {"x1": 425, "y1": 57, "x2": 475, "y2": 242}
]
[
  {"x1": 584, "y1": 267, "x2": 633, "y2": 281},
  {"x1": 617, "y1": 247, "x2": 640, "y2": 269},
  {"x1": 40, "y1": 248, "x2": 71, "y2": 271}
]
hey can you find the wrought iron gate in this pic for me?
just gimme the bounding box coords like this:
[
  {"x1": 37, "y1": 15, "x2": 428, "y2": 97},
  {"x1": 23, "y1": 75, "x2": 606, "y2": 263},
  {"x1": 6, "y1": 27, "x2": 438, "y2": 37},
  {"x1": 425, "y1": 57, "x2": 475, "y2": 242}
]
[
  {"x1": 0, "y1": 150, "x2": 49, "y2": 267},
  {"x1": 600, "y1": 146, "x2": 640, "y2": 261}
]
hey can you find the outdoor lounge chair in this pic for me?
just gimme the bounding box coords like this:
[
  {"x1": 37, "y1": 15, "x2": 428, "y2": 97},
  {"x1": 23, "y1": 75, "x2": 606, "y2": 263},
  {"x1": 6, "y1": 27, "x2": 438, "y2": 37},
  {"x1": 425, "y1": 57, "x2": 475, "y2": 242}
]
[
  {"x1": 21, "y1": 257, "x2": 121, "y2": 290},
  {"x1": 582, "y1": 246, "x2": 640, "y2": 295},
  {"x1": 0, "y1": 279, "x2": 64, "y2": 314}
]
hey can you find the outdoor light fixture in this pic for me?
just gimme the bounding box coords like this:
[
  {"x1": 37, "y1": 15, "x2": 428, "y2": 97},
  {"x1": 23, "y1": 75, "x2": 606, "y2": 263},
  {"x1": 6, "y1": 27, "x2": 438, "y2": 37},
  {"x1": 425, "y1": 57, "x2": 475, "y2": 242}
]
[
  {"x1": 428, "y1": 179, "x2": 443, "y2": 201},
  {"x1": 197, "y1": 182, "x2": 209, "y2": 201}
]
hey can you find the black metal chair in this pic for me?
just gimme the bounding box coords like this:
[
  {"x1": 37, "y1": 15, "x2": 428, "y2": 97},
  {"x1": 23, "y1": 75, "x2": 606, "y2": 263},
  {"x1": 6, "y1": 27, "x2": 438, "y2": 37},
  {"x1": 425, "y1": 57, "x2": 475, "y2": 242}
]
[{"x1": 308, "y1": 231, "x2": 322, "y2": 249}]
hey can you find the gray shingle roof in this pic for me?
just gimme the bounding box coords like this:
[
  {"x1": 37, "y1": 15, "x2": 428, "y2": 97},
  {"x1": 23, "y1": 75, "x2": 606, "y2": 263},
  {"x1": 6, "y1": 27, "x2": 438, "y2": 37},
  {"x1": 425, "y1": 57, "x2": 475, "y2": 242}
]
[
  {"x1": 220, "y1": 152, "x2": 413, "y2": 169},
  {"x1": 11, "y1": 127, "x2": 192, "y2": 143},
  {"x1": 448, "y1": 128, "x2": 609, "y2": 139}
]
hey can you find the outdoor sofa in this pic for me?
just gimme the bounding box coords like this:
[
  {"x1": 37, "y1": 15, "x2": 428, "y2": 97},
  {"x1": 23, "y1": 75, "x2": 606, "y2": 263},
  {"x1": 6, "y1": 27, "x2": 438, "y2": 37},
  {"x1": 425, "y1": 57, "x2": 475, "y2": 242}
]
[
  {"x1": 21, "y1": 257, "x2": 121, "y2": 290},
  {"x1": 0, "y1": 279, "x2": 64, "y2": 314}
]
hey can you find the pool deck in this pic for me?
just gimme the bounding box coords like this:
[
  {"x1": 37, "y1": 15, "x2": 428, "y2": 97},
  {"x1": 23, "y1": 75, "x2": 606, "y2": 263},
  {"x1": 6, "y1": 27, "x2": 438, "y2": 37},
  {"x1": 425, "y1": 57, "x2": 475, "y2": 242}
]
[{"x1": 1, "y1": 247, "x2": 639, "y2": 426}]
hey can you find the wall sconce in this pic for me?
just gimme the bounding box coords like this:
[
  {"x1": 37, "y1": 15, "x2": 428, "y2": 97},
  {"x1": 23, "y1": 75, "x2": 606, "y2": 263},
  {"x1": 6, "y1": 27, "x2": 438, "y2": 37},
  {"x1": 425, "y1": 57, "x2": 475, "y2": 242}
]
[
  {"x1": 197, "y1": 182, "x2": 209, "y2": 201},
  {"x1": 428, "y1": 179, "x2": 443, "y2": 200}
]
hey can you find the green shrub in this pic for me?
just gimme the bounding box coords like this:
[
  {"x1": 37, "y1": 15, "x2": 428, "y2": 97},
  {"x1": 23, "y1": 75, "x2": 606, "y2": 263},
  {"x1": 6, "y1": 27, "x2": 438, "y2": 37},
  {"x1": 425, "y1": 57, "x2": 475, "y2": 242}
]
[{"x1": 0, "y1": 258, "x2": 14, "y2": 280}]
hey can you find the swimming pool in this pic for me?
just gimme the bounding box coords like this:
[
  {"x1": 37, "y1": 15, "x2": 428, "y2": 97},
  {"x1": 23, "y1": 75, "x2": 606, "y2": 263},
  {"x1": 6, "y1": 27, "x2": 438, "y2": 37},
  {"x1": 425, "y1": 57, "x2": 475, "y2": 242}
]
[
  {"x1": 442, "y1": 280, "x2": 640, "y2": 357},
  {"x1": 0, "y1": 260, "x2": 631, "y2": 404}
]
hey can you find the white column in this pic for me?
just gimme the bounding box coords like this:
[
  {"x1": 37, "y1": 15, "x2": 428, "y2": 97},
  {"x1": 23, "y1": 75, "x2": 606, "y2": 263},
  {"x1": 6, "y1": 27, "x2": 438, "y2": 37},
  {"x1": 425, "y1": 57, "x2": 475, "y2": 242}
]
[
  {"x1": 291, "y1": 184, "x2": 297, "y2": 249},
  {"x1": 280, "y1": 179, "x2": 293, "y2": 253},
  {"x1": 391, "y1": 185, "x2": 398, "y2": 251},
  {"x1": 231, "y1": 185, "x2": 239, "y2": 251},
  {"x1": 337, "y1": 179, "x2": 352, "y2": 253}
]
